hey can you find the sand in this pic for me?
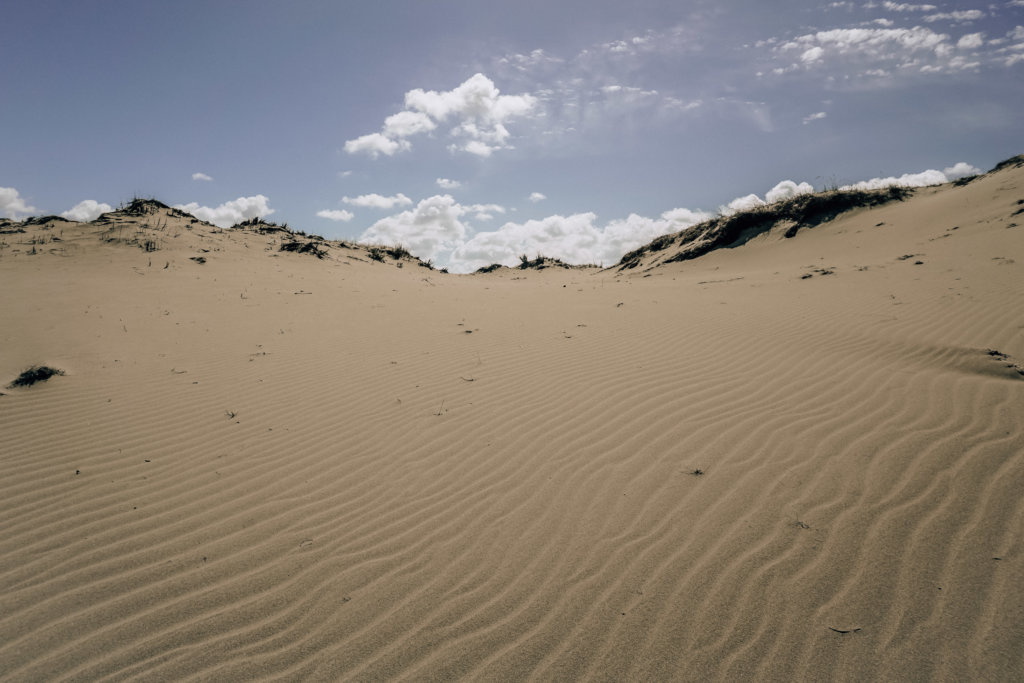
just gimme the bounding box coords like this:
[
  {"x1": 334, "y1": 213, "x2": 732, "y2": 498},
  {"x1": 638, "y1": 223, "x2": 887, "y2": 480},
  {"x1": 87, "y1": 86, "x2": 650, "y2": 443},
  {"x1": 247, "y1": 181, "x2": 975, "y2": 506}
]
[{"x1": 1, "y1": 162, "x2": 1022, "y2": 681}]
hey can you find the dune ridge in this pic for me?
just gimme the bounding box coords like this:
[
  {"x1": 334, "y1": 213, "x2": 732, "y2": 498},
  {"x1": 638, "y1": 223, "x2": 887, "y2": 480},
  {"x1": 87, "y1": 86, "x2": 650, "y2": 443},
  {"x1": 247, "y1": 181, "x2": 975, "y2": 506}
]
[{"x1": 1, "y1": 160, "x2": 1022, "y2": 680}]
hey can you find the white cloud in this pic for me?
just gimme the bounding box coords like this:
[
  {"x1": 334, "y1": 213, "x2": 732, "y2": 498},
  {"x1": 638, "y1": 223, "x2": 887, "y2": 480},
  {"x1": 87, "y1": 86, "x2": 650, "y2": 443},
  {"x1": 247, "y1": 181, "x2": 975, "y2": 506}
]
[
  {"x1": 436, "y1": 178, "x2": 462, "y2": 190},
  {"x1": 342, "y1": 193, "x2": 412, "y2": 209},
  {"x1": 803, "y1": 111, "x2": 828, "y2": 124},
  {"x1": 343, "y1": 132, "x2": 410, "y2": 158},
  {"x1": 61, "y1": 199, "x2": 112, "y2": 222},
  {"x1": 462, "y1": 140, "x2": 498, "y2": 157},
  {"x1": 769, "y1": 25, "x2": 985, "y2": 78},
  {"x1": 802, "y1": 46, "x2": 825, "y2": 63},
  {"x1": 345, "y1": 73, "x2": 537, "y2": 159},
  {"x1": 840, "y1": 162, "x2": 980, "y2": 190},
  {"x1": 957, "y1": 33, "x2": 985, "y2": 49},
  {"x1": 360, "y1": 195, "x2": 469, "y2": 262},
  {"x1": 174, "y1": 195, "x2": 274, "y2": 228},
  {"x1": 529, "y1": 192, "x2": 547, "y2": 203},
  {"x1": 924, "y1": 10, "x2": 985, "y2": 23},
  {"x1": 942, "y1": 162, "x2": 982, "y2": 179},
  {"x1": 317, "y1": 209, "x2": 354, "y2": 222},
  {"x1": 716, "y1": 179, "x2": 814, "y2": 214},
  {"x1": 722, "y1": 194, "x2": 766, "y2": 214},
  {"x1": 465, "y1": 203, "x2": 506, "y2": 221},
  {"x1": 382, "y1": 110, "x2": 437, "y2": 138},
  {"x1": 881, "y1": 2, "x2": 937, "y2": 11},
  {"x1": 0, "y1": 187, "x2": 38, "y2": 219},
  {"x1": 192, "y1": 172, "x2": 213, "y2": 181},
  {"x1": 765, "y1": 180, "x2": 816, "y2": 203}
]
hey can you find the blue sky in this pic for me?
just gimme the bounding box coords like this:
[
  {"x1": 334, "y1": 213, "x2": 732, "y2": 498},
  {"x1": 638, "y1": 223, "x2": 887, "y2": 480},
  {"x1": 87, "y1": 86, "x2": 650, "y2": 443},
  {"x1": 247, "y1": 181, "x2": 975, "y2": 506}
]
[{"x1": 2, "y1": 0, "x2": 1022, "y2": 270}]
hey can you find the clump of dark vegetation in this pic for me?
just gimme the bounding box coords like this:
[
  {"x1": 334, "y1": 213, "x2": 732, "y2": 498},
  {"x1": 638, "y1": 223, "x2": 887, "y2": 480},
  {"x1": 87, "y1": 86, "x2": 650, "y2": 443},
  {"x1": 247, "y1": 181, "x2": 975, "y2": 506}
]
[
  {"x1": 618, "y1": 185, "x2": 913, "y2": 270},
  {"x1": 988, "y1": 154, "x2": 1024, "y2": 174},
  {"x1": 120, "y1": 197, "x2": 171, "y2": 217},
  {"x1": 517, "y1": 254, "x2": 578, "y2": 270},
  {"x1": 234, "y1": 217, "x2": 292, "y2": 234},
  {"x1": 368, "y1": 247, "x2": 386, "y2": 262},
  {"x1": 280, "y1": 240, "x2": 328, "y2": 259},
  {"x1": 387, "y1": 244, "x2": 411, "y2": 260},
  {"x1": 476, "y1": 263, "x2": 504, "y2": 274},
  {"x1": 8, "y1": 366, "x2": 64, "y2": 388},
  {"x1": 953, "y1": 175, "x2": 979, "y2": 187}
]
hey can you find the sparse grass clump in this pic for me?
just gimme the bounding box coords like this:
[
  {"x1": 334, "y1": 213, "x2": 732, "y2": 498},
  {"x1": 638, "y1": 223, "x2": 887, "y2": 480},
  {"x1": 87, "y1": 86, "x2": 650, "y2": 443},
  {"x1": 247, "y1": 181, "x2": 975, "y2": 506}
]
[
  {"x1": 280, "y1": 240, "x2": 328, "y2": 259},
  {"x1": 8, "y1": 366, "x2": 64, "y2": 388},
  {"x1": 386, "y1": 244, "x2": 411, "y2": 260}
]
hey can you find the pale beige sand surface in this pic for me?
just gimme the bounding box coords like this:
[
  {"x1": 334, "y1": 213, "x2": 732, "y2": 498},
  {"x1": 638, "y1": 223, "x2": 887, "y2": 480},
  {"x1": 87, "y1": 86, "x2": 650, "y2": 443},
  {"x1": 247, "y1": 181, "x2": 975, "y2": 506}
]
[{"x1": 1, "y1": 162, "x2": 1023, "y2": 681}]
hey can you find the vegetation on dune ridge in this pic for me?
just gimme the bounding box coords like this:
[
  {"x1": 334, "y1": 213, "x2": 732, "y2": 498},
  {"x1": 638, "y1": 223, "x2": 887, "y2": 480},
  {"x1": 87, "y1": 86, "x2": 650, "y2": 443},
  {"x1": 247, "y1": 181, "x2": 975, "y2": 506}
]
[
  {"x1": 475, "y1": 254, "x2": 593, "y2": 274},
  {"x1": 618, "y1": 185, "x2": 914, "y2": 270},
  {"x1": 989, "y1": 153, "x2": 1024, "y2": 174}
]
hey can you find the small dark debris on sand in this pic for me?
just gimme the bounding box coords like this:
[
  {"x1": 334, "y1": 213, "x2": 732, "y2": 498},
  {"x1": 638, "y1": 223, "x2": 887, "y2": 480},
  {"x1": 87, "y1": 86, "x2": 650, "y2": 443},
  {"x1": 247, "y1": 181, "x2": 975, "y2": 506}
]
[
  {"x1": 8, "y1": 366, "x2": 65, "y2": 388},
  {"x1": 190, "y1": 256, "x2": 207, "y2": 264}
]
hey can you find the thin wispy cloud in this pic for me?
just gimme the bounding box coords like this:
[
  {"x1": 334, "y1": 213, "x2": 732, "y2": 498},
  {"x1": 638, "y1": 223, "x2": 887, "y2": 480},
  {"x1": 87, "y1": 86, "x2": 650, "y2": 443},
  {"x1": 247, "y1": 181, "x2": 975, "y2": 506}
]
[
  {"x1": 342, "y1": 193, "x2": 412, "y2": 209},
  {"x1": 436, "y1": 178, "x2": 462, "y2": 190},
  {"x1": 192, "y1": 172, "x2": 213, "y2": 182},
  {"x1": 317, "y1": 209, "x2": 354, "y2": 222}
]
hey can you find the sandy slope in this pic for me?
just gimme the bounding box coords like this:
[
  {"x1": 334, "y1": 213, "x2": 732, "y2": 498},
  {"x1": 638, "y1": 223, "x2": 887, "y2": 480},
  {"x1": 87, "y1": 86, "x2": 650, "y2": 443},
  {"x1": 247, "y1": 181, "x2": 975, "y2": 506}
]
[{"x1": 1, "y1": 164, "x2": 1022, "y2": 681}]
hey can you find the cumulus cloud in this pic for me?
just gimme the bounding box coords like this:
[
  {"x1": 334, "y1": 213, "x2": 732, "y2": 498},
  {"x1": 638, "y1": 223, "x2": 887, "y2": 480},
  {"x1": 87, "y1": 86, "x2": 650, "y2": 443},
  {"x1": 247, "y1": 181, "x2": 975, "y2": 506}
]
[
  {"x1": 342, "y1": 193, "x2": 412, "y2": 209},
  {"x1": 765, "y1": 180, "x2": 816, "y2": 203},
  {"x1": 0, "y1": 187, "x2": 38, "y2": 219},
  {"x1": 317, "y1": 209, "x2": 354, "y2": 222},
  {"x1": 343, "y1": 132, "x2": 410, "y2": 158},
  {"x1": 716, "y1": 179, "x2": 814, "y2": 214},
  {"x1": 942, "y1": 162, "x2": 981, "y2": 179},
  {"x1": 840, "y1": 162, "x2": 980, "y2": 190},
  {"x1": 436, "y1": 178, "x2": 462, "y2": 190},
  {"x1": 61, "y1": 199, "x2": 112, "y2": 222},
  {"x1": 174, "y1": 195, "x2": 274, "y2": 228},
  {"x1": 721, "y1": 194, "x2": 766, "y2": 214},
  {"x1": 803, "y1": 111, "x2": 828, "y2": 124},
  {"x1": 360, "y1": 195, "x2": 469, "y2": 262},
  {"x1": 529, "y1": 192, "x2": 547, "y2": 202},
  {"x1": 345, "y1": 73, "x2": 537, "y2": 158},
  {"x1": 192, "y1": 172, "x2": 213, "y2": 181}
]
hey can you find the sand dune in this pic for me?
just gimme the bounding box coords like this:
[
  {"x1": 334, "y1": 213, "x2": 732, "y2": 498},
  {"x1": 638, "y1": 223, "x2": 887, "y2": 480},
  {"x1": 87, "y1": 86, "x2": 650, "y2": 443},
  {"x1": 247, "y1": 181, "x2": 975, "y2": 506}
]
[{"x1": 2, "y1": 160, "x2": 1023, "y2": 680}]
